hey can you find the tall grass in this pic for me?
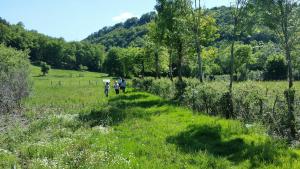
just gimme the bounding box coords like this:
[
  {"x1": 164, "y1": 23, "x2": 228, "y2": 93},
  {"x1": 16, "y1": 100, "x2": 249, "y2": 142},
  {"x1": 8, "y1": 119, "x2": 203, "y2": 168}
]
[
  {"x1": 133, "y1": 78, "x2": 300, "y2": 139},
  {"x1": 0, "y1": 67, "x2": 299, "y2": 168}
]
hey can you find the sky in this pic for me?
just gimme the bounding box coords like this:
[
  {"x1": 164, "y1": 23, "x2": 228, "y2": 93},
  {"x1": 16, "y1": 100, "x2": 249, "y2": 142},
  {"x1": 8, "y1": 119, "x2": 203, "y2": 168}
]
[{"x1": 0, "y1": 0, "x2": 232, "y2": 41}]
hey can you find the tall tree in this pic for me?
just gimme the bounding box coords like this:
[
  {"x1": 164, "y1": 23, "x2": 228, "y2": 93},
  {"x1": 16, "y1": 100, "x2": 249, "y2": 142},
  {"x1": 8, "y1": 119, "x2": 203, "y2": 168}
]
[
  {"x1": 193, "y1": 0, "x2": 203, "y2": 82},
  {"x1": 149, "y1": 18, "x2": 165, "y2": 79},
  {"x1": 229, "y1": 0, "x2": 250, "y2": 94},
  {"x1": 256, "y1": 0, "x2": 300, "y2": 139},
  {"x1": 224, "y1": 0, "x2": 254, "y2": 119},
  {"x1": 155, "y1": 0, "x2": 176, "y2": 81}
]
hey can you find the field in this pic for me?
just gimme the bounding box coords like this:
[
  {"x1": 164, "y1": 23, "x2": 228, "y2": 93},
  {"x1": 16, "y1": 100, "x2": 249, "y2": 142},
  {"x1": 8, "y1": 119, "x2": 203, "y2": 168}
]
[{"x1": 1, "y1": 66, "x2": 300, "y2": 169}]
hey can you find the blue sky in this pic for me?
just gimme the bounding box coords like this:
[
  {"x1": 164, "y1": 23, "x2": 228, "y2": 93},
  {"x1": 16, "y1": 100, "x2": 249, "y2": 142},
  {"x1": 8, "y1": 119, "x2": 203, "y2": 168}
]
[{"x1": 0, "y1": 0, "x2": 232, "y2": 41}]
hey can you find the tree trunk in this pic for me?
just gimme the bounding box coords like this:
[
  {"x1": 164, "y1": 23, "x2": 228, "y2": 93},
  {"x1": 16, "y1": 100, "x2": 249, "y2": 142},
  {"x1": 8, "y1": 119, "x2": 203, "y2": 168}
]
[
  {"x1": 175, "y1": 40, "x2": 185, "y2": 101},
  {"x1": 196, "y1": 39, "x2": 203, "y2": 82},
  {"x1": 194, "y1": 0, "x2": 203, "y2": 82},
  {"x1": 178, "y1": 41, "x2": 183, "y2": 83},
  {"x1": 229, "y1": 40, "x2": 235, "y2": 93},
  {"x1": 282, "y1": 1, "x2": 296, "y2": 138},
  {"x1": 169, "y1": 48, "x2": 173, "y2": 81},
  {"x1": 155, "y1": 47, "x2": 160, "y2": 79},
  {"x1": 285, "y1": 41, "x2": 296, "y2": 139}
]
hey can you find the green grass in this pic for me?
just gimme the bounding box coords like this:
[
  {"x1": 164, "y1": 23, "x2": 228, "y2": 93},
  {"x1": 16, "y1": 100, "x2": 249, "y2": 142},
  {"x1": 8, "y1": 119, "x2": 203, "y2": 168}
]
[{"x1": 1, "y1": 66, "x2": 300, "y2": 169}]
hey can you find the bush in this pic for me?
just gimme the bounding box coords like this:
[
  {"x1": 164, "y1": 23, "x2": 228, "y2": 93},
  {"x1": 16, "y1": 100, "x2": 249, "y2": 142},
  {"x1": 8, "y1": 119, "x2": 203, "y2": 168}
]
[
  {"x1": 149, "y1": 78, "x2": 175, "y2": 99},
  {"x1": 132, "y1": 77, "x2": 299, "y2": 139},
  {"x1": 79, "y1": 64, "x2": 88, "y2": 72},
  {"x1": 184, "y1": 82, "x2": 226, "y2": 115},
  {"x1": 132, "y1": 77, "x2": 154, "y2": 91},
  {"x1": 264, "y1": 54, "x2": 287, "y2": 80},
  {"x1": 41, "y1": 62, "x2": 51, "y2": 76},
  {"x1": 233, "y1": 82, "x2": 266, "y2": 121},
  {"x1": 0, "y1": 44, "x2": 31, "y2": 114}
]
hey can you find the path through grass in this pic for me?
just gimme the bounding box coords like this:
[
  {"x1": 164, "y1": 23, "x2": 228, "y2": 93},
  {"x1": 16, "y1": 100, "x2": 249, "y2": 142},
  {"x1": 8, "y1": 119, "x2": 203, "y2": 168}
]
[{"x1": 0, "y1": 67, "x2": 300, "y2": 169}]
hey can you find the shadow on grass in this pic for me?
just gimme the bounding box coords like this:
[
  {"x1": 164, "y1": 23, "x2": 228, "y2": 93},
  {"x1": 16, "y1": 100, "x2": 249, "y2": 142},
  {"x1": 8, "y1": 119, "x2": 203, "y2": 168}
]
[
  {"x1": 79, "y1": 106, "x2": 125, "y2": 127},
  {"x1": 79, "y1": 93, "x2": 171, "y2": 127},
  {"x1": 109, "y1": 93, "x2": 150, "y2": 102},
  {"x1": 166, "y1": 125, "x2": 297, "y2": 168},
  {"x1": 32, "y1": 75, "x2": 44, "y2": 77},
  {"x1": 109, "y1": 92, "x2": 174, "y2": 109}
]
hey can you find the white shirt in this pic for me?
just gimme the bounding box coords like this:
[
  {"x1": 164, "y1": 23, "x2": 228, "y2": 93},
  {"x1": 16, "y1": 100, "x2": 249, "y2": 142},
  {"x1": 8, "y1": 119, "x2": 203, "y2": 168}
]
[{"x1": 114, "y1": 83, "x2": 119, "y2": 89}]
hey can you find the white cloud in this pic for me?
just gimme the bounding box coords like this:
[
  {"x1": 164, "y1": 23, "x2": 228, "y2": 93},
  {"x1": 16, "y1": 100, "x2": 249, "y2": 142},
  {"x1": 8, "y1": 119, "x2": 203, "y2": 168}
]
[{"x1": 112, "y1": 12, "x2": 136, "y2": 22}]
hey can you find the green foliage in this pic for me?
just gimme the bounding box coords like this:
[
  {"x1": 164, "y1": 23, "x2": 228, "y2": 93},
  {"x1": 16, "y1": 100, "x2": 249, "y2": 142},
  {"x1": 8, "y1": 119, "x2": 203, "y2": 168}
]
[
  {"x1": 84, "y1": 12, "x2": 156, "y2": 49},
  {"x1": 78, "y1": 64, "x2": 88, "y2": 72},
  {"x1": 0, "y1": 20, "x2": 105, "y2": 72},
  {"x1": 133, "y1": 77, "x2": 300, "y2": 139},
  {"x1": 149, "y1": 78, "x2": 175, "y2": 99},
  {"x1": 0, "y1": 44, "x2": 31, "y2": 114},
  {"x1": 265, "y1": 54, "x2": 287, "y2": 80},
  {"x1": 40, "y1": 62, "x2": 51, "y2": 76},
  {"x1": 0, "y1": 67, "x2": 299, "y2": 168}
]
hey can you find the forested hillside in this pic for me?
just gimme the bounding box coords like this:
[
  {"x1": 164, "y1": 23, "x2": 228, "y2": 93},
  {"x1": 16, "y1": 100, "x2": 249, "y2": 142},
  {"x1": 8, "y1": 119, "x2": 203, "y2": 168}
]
[
  {"x1": 84, "y1": 7, "x2": 277, "y2": 49},
  {"x1": 0, "y1": 17, "x2": 105, "y2": 71},
  {"x1": 84, "y1": 12, "x2": 156, "y2": 49},
  {"x1": 88, "y1": 5, "x2": 300, "y2": 80}
]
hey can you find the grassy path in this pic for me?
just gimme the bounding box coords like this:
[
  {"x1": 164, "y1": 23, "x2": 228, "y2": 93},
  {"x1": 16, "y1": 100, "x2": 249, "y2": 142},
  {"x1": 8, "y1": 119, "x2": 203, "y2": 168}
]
[{"x1": 0, "y1": 67, "x2": 300, "y2": 169}]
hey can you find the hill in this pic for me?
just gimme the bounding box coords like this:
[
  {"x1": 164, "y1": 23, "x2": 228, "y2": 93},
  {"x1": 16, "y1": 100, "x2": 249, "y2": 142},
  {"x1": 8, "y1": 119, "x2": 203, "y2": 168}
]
[
  {"x1": 0, "y1": 17, "x2": 105, "y2": 71},
  {"x1": 84, "y1": 12, "x2": 156, "y2": 49},
  {"x1": 84, "y1": 7, "x2": 277, "y2": 50}
]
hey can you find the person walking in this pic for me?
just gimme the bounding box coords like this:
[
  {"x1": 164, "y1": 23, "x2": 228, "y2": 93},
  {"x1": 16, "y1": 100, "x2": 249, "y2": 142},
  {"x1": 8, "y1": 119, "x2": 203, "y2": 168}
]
[
  {"x1": 114, "y1": 81, "x2": 120, "y2": 95},
  {"x1": 104, "y1": 82, "x2": 110, "y2": 97},
  {"x1": 120, "y1": 78, "x2": 126, "y2": 93},
  {"x1": 118, "y1": 77, "x2": 122, "y2": 86}
]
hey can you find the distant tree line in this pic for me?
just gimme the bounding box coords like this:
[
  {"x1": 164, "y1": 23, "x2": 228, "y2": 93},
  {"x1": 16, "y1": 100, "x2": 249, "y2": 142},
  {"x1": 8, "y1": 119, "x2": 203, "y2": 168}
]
[{"x1": 0, "y1": 18, "x2": 105, "y2": 72}]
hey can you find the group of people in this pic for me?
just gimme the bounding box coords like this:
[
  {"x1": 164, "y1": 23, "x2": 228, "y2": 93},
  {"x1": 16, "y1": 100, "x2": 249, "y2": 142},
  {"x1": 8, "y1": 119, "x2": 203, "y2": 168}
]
[{"x1": 104, "y1": 77, "x2": 126, "y2": 97}]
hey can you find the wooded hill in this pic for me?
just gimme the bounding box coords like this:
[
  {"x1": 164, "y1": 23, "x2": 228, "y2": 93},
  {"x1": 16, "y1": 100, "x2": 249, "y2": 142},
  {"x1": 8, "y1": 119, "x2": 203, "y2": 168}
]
[
  {"x1": 84, "y1": 12, "x2": 156, "y2": 49},
  {"x1": 84, "y1": 7, "x2": 277, "y2": 50}
]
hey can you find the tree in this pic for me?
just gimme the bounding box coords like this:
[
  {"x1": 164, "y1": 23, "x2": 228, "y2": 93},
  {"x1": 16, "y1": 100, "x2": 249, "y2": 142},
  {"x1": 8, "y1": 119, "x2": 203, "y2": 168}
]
[
  {"x1": 229, "y1": 0, "x2": 252, "y2": 93},
  {"x1": 256, "y1": 0, "x2": 300, "y2": 139},
  {"x1": 0, "y1": 44, "x2": 31, "y2": 114},
  {"x1": 265, "y1": 54, "x2": 287, "y2": 80},
  {"x1": 155, "y1": 0, "x2": 176, "y2": 81},
  {"x1": 149, "y1": 19, "x2": 164, "y2": 79},
  {"x1": 225, "y1": 0, "x2": 254, "y2": 119},
  {"x1": 103, "y1": 48, "x2": 123, "y2": 76},
  {"x1": 41, "y1": 62, "x2": 51, "y2": 76},
  {"x1": 193, "y1": 0, "x2": 203, "y2": 82}
]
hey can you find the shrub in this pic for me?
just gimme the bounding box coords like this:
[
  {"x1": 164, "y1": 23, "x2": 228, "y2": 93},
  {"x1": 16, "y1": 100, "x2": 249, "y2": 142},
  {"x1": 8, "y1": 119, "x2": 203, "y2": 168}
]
[
  {"x1": 149, "y1": 78, "x2": 175, "y2": 99},
  {"x1": 41, "y1": 62, "x2": 51, "y2": 76},
  {"x1": 79, "y1": 64, "x2": 88, "y2": 72},
  {"x1": 132, "y1": 77, "x2": 299, "y2": 139},
  {"x1": 184, "y1": 82, "x2": 227, "y2": 115},
  {"x1": 264, "y1": 54, "x2": 287, "y2": 80},
  {"x1": 132, "y1": 77, "x2": 154, "y2": 91},
  {"x1": 0, "y1": 44, "x2": 31, "y2": 114},
  {"x1": 233, "y1": 82, "x2": 266, "y2": 121}
]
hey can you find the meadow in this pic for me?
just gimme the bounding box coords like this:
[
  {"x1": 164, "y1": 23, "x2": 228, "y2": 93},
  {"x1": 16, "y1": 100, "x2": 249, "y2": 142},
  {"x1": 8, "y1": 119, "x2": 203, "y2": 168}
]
[{"x1": 1, "y1": 66, "x2": 300, "y2": 169}]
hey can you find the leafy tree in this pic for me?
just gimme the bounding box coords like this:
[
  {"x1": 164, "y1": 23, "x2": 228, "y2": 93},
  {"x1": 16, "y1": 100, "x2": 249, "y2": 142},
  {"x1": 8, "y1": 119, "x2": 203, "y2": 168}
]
[
  {"x1": 103, "y1": 48, "x2": 123, "y2": 76},
  {"x1": 256, "y1": 0, "x2": 300, "y2": 139},
  {"x1": 265, "y1": 54, "x2": 287, "y2": 80},
  {"x1": 41, "y1": 62, "x2": 51, "y2": 76}
]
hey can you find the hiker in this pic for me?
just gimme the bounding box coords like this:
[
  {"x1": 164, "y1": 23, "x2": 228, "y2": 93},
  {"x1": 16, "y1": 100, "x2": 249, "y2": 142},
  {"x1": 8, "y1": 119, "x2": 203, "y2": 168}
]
[
  {"x1": 120, "y1": 78, "x2": 126, "y2": 93},
  {"x1": 114, "y1": 81, "x2": 120, "y2": 95},
  {"x1": 104, "y1": 82, "x2": 110, "y2": 97},
  {"x1": 118, "y1": 77, "x2": 122, "y2": 86}
]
